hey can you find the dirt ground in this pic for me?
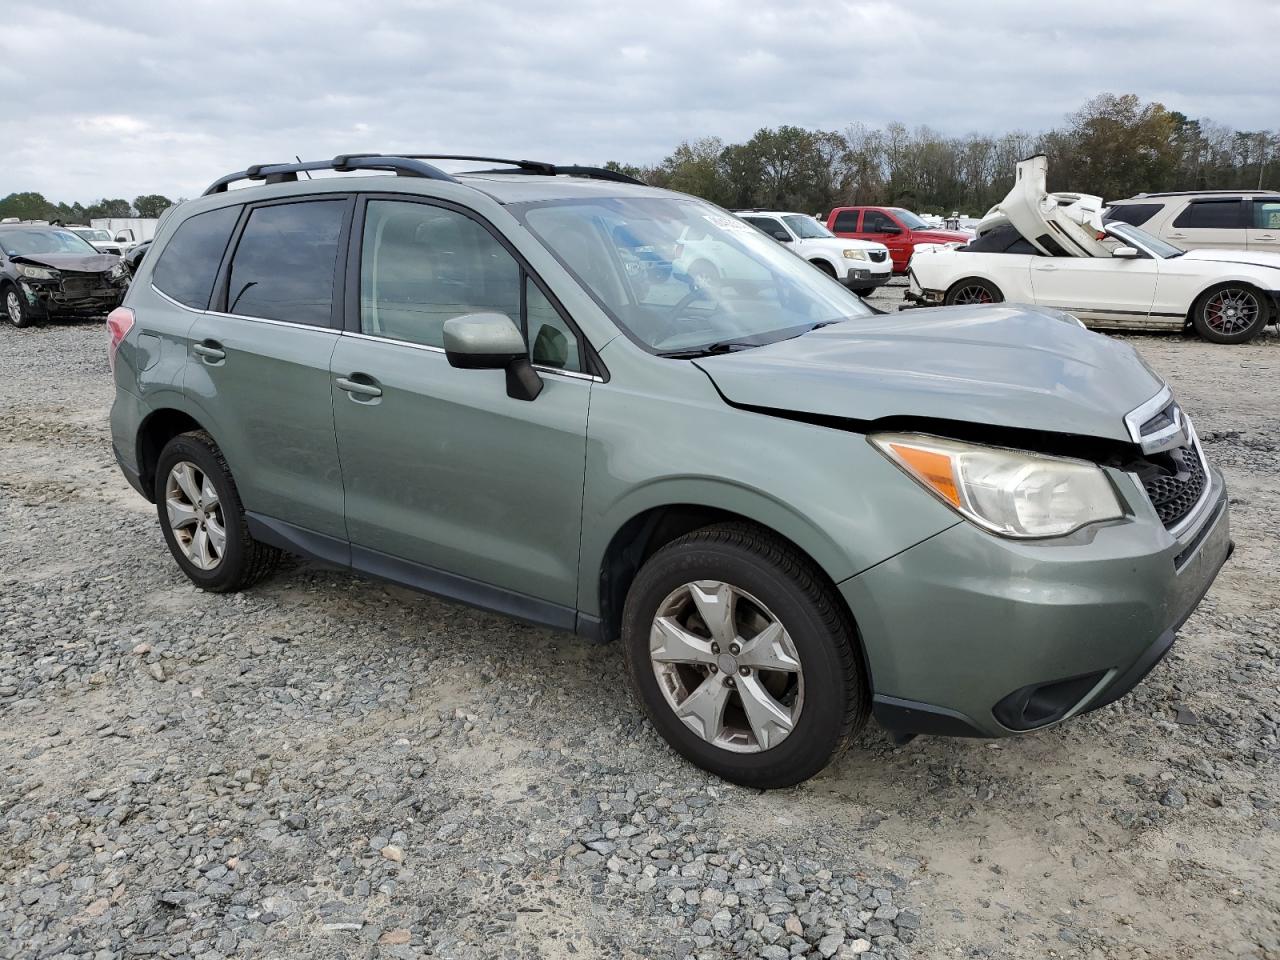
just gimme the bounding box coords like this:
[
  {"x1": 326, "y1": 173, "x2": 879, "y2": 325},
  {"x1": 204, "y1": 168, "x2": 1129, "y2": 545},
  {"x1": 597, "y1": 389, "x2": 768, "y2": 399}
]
[{"x1": 1, "y1": 293, "x2": 1277, "y2": 960}]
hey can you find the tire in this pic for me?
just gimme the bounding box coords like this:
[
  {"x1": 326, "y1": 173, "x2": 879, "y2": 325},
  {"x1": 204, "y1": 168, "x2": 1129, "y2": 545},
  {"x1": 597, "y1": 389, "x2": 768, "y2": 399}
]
[
  {"x1": 4, "y1": 285, "x2": 34, "y2": 328},
  {"x1": 943, "y1": 277, "x2": 1003, "y2": 306},
  {"x1": 1190, "y1": 283, "x2": 1270, "y2": 344},
  {"x1": 622, "y1": 522, "x2": 868, "y2": 788},
  {"x1": 154, "y1": 430, "x2": 280, "y2": 592},
  {"x1": 853, "y1": 287, "x2": 877, "y2": 297},
  {"x1": 810, "y1": 260, "x2": 838, "y2": 278}
]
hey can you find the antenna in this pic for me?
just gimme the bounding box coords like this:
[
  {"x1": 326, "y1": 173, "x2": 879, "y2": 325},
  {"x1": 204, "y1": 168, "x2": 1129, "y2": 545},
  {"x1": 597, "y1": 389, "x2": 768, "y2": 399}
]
[{"x1": 295, "y1": 156, "x2": 313, "y2": 180}]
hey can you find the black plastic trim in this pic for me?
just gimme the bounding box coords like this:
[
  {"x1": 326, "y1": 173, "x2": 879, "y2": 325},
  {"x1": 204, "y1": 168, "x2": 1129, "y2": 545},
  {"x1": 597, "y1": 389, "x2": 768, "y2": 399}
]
[
  {"x1": 204, "y1": 157, "x2": 458, "y2": 195},
  {"x1": 872, "y1": 695, "x2": 987, "y2": 738}
]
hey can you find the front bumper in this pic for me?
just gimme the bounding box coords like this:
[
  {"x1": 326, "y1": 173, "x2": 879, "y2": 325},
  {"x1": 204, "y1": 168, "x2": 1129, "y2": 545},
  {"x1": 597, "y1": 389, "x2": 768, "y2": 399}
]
[
  {"x1": 842, "y1": 466, "x2": 1232, "y2": 739},
  {"x1": 842, "y1": 267, "x2": 891, "y2": 290},
  {"x1": 20, "y1": 278, "x2": 127, "y2": 318}
]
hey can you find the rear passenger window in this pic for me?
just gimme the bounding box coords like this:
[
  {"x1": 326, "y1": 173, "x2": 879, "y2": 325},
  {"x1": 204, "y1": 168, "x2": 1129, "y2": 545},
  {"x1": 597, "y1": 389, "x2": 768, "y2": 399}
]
[
  {"x1": 1253, "y1": 201, "x2": 1280, "y2": 229},
  {"x1": 226, "y1": 200, "x2": 346, "y2": 325},
  {"x1": 832, "y1": 211, "x2": 859, "y2": 232},
  {"x1": 359, "y1": 200, "x2": 521, "y2": 350},
  {"x1": 1173, "y1": 199, "x2": 1247, "y2": 229},
  {"x1": 151, "y1": 205, "x2": 240, "y2": 309},
  {"x1": 1106, "y1": 203, "x2": 1162, "y2": 227}
]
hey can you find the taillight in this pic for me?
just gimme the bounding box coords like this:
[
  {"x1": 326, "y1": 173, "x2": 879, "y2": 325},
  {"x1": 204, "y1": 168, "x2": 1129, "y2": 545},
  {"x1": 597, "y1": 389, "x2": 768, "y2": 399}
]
[{"x1": 106, "y1": 306, "x2": 135, "y2": 372}]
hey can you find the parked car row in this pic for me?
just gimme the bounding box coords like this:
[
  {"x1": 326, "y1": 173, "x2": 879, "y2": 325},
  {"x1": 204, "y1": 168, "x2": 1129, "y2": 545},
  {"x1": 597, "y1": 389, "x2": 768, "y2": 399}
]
[
  {"x1": 104, "y1": 153, "x2": 1231, "y2": 788},
  {"x1": 905, "y1": 156, "x2": 1280, "y2": 344},
  {"x1": 1, "y1": 223, "x2": 130, "y2": 327}
]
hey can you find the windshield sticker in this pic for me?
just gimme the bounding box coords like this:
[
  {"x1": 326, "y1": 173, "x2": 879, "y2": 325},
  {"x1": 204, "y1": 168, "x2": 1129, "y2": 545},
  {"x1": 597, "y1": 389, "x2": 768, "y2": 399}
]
[{"x1": 703, "y1": 214, "x2": 754, "y2": 233}]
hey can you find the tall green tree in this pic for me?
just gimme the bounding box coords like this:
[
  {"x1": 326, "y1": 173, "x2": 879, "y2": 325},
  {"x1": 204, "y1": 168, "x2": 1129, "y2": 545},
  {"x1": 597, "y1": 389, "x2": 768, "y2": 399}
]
[{"x1": 133, "y1": 194, "x2": 174, "y2": 218}]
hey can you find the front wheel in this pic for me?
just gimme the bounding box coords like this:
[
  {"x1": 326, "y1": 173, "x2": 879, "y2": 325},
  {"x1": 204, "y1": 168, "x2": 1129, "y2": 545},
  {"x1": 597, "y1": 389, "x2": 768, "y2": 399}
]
[
  {"x1": 155, "y1": 431, "x2": 280, "y2": 592},
  {"x1": 1190, "y1": 284, "x2": 1270, "y2": 344},
  {"x1": 944, "y1": 277, "x2": 1003, "y2": 306},
  {"x1": 5, "y1": 286, "x2": 33, "y2": 328},
  {"x1": 622, "y1": 523, "x2": 868, "y2": 788},
  {"x1": 854, "y1": 287, "x2": 878, "y2": 297}
]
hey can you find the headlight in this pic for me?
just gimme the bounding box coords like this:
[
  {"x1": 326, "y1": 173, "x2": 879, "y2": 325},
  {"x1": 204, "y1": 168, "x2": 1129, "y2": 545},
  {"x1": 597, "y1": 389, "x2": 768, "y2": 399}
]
[
  {"x1": 842, "y1": 249, "x2": 868, "y2": 261},
  {"x1": 109, "y1": 262, "x2": 128, "y2": 280},
  {"x1": 15, "y1": 264, "x2": 58, "y2": 281},
  {"x1": 871, "y1": 433, "x2": 1124, "y2": 538}
]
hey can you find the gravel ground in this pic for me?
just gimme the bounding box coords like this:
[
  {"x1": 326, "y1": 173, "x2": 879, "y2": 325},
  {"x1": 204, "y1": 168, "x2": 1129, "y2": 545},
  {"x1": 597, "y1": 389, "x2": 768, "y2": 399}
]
[{"x1": 1, "y1": 286, "x2": 1277, "y2": 960}]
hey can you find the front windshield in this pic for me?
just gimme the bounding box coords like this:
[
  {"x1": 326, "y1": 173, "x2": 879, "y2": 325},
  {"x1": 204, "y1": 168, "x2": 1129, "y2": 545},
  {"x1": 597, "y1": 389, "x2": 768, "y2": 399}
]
[
  {"x1": 0, "y1": 228, "x2": 99, "y2": 257},
  {"x1": 71, "y1": 228, "x2": 113, "y2": 242},
  {"x1": 517, "y1": 197, "x2": 873, "y2": 354},
  {"x1": 782, "y1": 214, "x2": 834, "y2": 239},
  {"x1": 889, "y1": 208, "x2": 928, "y2": 230},
  {"x1": 1105, "y1": 221, "x2": 1185, "y2": 259}
]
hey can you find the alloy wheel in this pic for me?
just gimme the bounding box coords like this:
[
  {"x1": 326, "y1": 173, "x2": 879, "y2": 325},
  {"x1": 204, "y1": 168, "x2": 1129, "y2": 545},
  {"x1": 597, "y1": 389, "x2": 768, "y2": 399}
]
[
  {"x1": 164, "y1": 461, "x2": 226, "y2": 570},
  {"x1": 6, "y1": 291, "x2": 23, "y2": 326},
  {"x1": 1203, "y1": 288, "x2": 1260, "y2": 336},
  {"x1": 952, "y1": 284, "x2": 994, "y2": 305},
  {"x1": 649, "y1": 580, "x2": 804, "y2": 753}
]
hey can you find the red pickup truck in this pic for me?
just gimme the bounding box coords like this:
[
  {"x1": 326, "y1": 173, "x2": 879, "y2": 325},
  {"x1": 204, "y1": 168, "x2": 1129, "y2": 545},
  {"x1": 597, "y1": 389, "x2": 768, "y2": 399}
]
[{"x1": 826, "y1": 206, "x2": 970, "y2": 273}]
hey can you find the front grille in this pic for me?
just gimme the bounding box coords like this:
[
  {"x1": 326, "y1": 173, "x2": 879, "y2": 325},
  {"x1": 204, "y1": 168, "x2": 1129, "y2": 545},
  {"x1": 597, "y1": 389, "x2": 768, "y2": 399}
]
[
  {"x1": 1135, "y1": 443, "x2": 1206, "y2": 528},
  {"x1": 868, "y1": 250, "x2": 888, "y2": 263}
]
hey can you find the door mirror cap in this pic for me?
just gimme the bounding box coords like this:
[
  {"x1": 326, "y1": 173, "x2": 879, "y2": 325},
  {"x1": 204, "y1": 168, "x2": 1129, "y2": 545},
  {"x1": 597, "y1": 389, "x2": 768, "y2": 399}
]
[
  {"x1": 1112, "y1": 245, "x2": 1141, "y2": 259},
  {"x1": 443, "y1": 312, "x2": 543, "y2": 401},
  {"x1": 772, "y1": 232, "x2": 791, "y2": 242}
]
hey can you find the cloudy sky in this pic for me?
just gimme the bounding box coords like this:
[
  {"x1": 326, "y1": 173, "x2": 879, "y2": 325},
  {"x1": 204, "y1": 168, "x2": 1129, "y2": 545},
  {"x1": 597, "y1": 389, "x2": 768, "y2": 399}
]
[{"x1": 3, "y1": 0, "x2": 1277, "y2": 203}]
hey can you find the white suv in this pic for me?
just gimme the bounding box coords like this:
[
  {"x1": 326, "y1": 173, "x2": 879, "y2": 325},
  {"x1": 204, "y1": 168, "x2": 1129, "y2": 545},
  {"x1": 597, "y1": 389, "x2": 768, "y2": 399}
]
[
  {"x1": 736, "y1": 210, "x2": 892, "y2": 295},
  {"x1": 1107, "y1": 191, "x2": 1280, "y2": 255}
]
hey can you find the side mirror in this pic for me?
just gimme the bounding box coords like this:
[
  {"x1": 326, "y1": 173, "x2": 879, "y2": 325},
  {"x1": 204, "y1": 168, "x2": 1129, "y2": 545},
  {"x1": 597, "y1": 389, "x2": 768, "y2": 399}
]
[
  {"x1": 443, "y1": 312, "x2": 542, "y2": 401},
  {"x1": 772, "y1": 232, "x2": 791, "y2": 243},
  {"x1": 115, "y1": 233, "x2": 130, "y2": 243},
  {"x1": 882, "y1": 225, "x2": 903, "y2": 235},
  {"x1": 1112, "y1": 245, "x2": 1141, "y2": 259}
]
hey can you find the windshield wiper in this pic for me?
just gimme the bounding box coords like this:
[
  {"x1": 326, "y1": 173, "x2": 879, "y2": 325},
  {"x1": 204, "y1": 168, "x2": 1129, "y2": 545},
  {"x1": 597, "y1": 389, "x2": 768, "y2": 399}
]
[{"x1": 657, "y1": 340, "x2": 759, "y2": 359}]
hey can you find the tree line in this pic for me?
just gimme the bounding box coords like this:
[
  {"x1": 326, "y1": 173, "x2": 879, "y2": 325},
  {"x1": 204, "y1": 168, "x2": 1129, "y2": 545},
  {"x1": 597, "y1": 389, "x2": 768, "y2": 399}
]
[
  {"x1": 605, "y1": 93, "x2": 1278, "y2": 216},
  {"x1": 4, "y1": 93, "x2": 1274, "y2": 224},
  {"x1": 0, "y1": 192, "x2": 175, "y2": 224}
]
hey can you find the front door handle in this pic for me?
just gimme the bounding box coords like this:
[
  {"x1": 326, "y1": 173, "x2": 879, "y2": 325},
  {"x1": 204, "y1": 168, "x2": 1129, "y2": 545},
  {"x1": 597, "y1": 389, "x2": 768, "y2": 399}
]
[
  {"x1": 1035, "y1": 264, "x2": 1058, "y2": 271},
  {"x1": 193, "y1": 341, "x2": 225, "y2": 363},
  {"x1": 335, "y1": 376, "x2": 383, "y2": 399},
  {"x1": 1167, "y1": 233, "x2": 1187, "y2": 239}
]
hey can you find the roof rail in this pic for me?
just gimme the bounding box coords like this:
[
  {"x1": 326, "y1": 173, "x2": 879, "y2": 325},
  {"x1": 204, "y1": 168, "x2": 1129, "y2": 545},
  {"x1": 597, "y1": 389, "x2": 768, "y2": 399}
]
[
  {"x1": 202, "y1": 155, "x2": 459, "y2": 196},
  {"x1": 1129, "y1": 189, "x2": 1277, "y2": 199},
  {"x1": 388, "y1": 154, "x2": 645, "y2": 185}
]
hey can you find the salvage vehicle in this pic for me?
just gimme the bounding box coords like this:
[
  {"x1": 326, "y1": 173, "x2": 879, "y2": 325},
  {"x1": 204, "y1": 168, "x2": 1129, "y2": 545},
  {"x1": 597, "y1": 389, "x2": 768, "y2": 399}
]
[
  {"x1": 108, "y1": 154, "x2": 1231, "y2": 787},
  {"x1": 67, "y1": 226, "x2": 129, "y2": 257},
  {"x1": 2, "y1": 224, "x2": 130, "y2": 327},
  {"x1": 734, "y1": 210, "x2": 892, "y2": 295},
  {"x1": 908, "y1": 156, "x2": 1280, "y2": 344},
  {"x1": 1108, "y1": 190, "x2": 1280, "y2": 255},
  {"x1": 826, "y1": 205, "x2": 970, "y2": 272}
]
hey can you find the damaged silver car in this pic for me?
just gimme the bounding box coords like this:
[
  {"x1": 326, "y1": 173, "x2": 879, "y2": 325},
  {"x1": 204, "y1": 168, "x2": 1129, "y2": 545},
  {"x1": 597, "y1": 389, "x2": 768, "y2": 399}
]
[{"x1": 1, "y1": 224, "x2": 130, "y2": 328}]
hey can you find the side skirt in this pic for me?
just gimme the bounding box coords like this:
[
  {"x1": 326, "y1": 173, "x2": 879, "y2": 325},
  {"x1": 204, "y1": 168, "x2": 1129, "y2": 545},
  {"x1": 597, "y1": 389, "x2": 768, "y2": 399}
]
[{"x1": 245, "y1": 512, "x2": 582, "y2": 636}]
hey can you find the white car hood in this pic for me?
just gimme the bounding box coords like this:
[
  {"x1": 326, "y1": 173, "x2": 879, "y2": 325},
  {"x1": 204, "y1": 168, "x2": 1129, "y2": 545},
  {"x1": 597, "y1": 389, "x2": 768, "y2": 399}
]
[
  {"x1": 805, "y1": 236, "x2": 886, "y2": 254},
  {"x1": 1180, "y1": 248, "x2": 1280, "y2": 272}
]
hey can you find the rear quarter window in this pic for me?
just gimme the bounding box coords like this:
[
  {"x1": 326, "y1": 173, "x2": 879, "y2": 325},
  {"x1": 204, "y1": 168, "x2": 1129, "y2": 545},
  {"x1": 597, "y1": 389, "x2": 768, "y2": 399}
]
[
  {"x1": 1106, "y1": 203, "x2": 1162, "y2": 227},
  {"x1": 832, "y1": 210, "x2": 859, "y2": 232},
  {"x1": 149, "y1": 205, "x2": 241, "y2": 309}
]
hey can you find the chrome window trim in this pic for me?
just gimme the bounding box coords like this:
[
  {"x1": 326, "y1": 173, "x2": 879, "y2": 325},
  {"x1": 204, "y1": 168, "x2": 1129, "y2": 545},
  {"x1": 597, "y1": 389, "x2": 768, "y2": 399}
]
[{"x1": 150, "y1": 283, "x2": 339, "y2": 332}]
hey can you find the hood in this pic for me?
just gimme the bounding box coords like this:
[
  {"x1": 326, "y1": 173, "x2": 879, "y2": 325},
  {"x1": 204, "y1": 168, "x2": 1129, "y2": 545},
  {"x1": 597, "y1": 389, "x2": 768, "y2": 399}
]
[
  {"x1": 11, "y1": 252, "x2": 121, "y2": 274},
  {"x1": 1179, "y1": 247, "x2": 1280, "y2": 272},
  {"x1": 910, "y1": 229, "x2": 972, "y2": 243},
  {"x1": 808, "y1": 237, "x2": 887, "y2": 253},
  {"x1": 693, "y1": 304, "x2": 1164, "y2": 444}
]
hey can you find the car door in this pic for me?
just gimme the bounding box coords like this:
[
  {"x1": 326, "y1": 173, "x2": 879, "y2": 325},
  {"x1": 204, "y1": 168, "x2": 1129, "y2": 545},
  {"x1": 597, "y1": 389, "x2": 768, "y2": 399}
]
[
  {"x1": 185, "y1": 195, "x2": 352, "y2": 540},
  {"x1": 859, "y1": 209, "x2": 910, "y2": 270},
  {"x1": 1247, "y1": 198, "x2": 1280, "y2": 253},
  {"x1": 329, "y1": 195, "x2": 591, "y2": 620},
  {"x1": 1163, "y1": 197, "x2": 1248, "y2": 251},
  {"x1": 1028, "y1": 251, "x2": 1159, "y2": 324}
]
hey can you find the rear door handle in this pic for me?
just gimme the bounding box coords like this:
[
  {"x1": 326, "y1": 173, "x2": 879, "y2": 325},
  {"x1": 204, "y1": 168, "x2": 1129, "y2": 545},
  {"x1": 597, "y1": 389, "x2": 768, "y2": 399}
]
[
  {"x1": 1035, "y1": 264, "x2": 1058, "y2": 271},
  {"x1": 193, "y1": 341, "x2": 225, "y2": 363},
  {"x1": 335, "y1": 376, "x2": 383, "y2": 399},
  {"x1": 1167, "y1": 233, "x2": 1187, "y2": 239}
]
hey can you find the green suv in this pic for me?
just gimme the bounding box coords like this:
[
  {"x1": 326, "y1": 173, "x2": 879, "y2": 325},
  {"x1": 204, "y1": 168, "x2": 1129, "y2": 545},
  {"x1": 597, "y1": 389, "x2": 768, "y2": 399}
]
[{"x1": 107, "y1": 154, "x2": 1232, "y2": 787}]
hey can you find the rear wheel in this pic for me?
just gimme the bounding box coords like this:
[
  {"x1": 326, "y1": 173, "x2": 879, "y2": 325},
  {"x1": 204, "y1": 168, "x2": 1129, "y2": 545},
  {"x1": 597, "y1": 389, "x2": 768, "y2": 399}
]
[
  {"x1": 622, "y1": 523, "x2": 868, "y2": 788},
  {"x1": 1190, "y1": 283, "x2": 1269, "y2": 344},
  {"x1": 944, "y1": 277, "x2": 1003, "y2": 306},
  {"x1": 155, "y1": 431, "x2": 280, "y2": 592},
  {"x1": 5, "y1": 286, "x2": 33, "y2": 328}
]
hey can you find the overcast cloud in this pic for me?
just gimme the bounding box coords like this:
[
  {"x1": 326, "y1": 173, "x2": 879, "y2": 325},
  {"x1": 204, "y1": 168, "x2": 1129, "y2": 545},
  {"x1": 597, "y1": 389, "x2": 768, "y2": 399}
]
[{"x1": 3, "y1": 0, "x2": 1277, "y2": 202}]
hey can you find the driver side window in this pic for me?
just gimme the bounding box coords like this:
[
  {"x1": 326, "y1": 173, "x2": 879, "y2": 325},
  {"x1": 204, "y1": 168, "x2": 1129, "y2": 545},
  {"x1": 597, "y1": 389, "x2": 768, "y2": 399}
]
[{"x1": 861, "y1": 210, "x2": 899, "y2": 233}]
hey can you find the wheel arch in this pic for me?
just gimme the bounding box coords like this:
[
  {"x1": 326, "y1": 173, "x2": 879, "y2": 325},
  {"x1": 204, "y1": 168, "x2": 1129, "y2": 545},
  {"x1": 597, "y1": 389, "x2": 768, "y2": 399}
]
[
  {"x1": 807, "y1": 256, "x2": 839, "y2": 276},
  {"x1": 1186, "y1": 278, "x2": 1276, "y2": 323},
  {"x1": 591, "y1": 498, "x2": 859, "y2": 648},
  {"x1": 944, "y1": 274, "x2": 1006, "y2": 303},
  {"x1": 134, "y1": 406, "x2": 211, "y2": 501}
]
